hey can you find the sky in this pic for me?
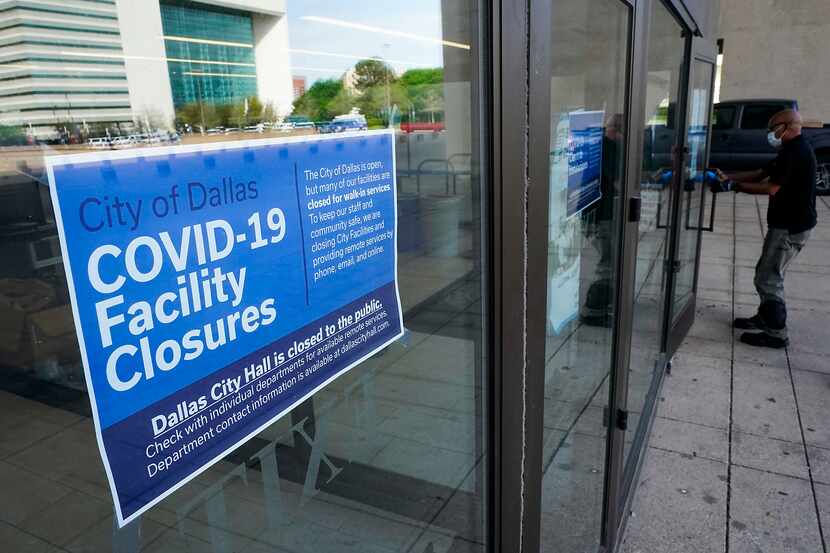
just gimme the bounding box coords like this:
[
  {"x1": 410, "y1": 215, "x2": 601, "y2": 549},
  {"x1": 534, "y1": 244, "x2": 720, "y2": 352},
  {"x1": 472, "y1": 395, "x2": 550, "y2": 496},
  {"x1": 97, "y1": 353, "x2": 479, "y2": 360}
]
[{"x1": 285, "y1": 0, "x2": 458, "y2": 84}]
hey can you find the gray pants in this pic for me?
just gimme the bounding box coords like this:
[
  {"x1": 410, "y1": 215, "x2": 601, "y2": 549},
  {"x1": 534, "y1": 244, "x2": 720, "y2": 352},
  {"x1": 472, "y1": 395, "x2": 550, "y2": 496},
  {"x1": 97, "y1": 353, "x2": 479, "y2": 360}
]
[{"x1": 754, "y1": 228, "x2": 811, "y2": 339}]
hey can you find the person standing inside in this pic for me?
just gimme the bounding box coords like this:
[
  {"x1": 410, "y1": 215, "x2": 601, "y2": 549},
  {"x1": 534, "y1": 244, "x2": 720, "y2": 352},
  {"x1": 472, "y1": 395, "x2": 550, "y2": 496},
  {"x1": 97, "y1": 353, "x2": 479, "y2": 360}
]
[{"x1": 714, "y1": 109, "x2": 817, "y2": 348}]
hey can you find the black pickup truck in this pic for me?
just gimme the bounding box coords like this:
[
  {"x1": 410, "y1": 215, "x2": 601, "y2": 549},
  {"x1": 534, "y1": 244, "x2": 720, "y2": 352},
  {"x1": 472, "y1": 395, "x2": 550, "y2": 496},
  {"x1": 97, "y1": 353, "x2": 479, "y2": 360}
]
[{"x1": 709, "y1": 99, "x2": 830, "y2": 195}]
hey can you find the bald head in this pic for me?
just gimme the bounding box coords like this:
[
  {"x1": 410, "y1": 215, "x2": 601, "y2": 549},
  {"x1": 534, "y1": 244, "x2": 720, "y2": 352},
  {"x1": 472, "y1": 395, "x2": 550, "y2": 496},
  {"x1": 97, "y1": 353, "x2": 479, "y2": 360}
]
[
  {"x1": 605, "y1": 113, "x2": 625, "y2": 141},
  {"x1": 769, "y1": 109, "x2": 803, "y2": 142}
]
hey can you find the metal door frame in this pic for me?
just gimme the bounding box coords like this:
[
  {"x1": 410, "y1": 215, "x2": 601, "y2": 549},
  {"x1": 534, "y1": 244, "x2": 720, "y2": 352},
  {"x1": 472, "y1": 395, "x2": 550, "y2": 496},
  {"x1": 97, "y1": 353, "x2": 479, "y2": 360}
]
[
  {"x1": 489, "y1": 0, "x2": 550, "y2": 550},
  {"x1": 664, "y1": 36, "x2": 718, "y2": 356},
  {"x1": 609, "y1": 1, "x2": 719, "y2": 550},
  {"x1": 492, "y1": 0, "x2": 640, "y2": 550}
]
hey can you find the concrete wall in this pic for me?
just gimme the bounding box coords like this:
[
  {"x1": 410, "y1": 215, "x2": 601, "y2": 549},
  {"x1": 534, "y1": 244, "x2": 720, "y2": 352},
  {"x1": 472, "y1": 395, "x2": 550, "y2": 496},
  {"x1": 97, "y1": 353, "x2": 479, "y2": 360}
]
[
  {"x1": 252, "y1": 11, "x2": 294, "y2": 116},
  {"x1": 717, "y1": 0, "x2": 830, "y2": 121},
  {"x1": 683, "y1": 0, "x2": 721, "y2": 39},
  {"x1": 116, "y1": 0, "x2": 176, "y2": 129}
]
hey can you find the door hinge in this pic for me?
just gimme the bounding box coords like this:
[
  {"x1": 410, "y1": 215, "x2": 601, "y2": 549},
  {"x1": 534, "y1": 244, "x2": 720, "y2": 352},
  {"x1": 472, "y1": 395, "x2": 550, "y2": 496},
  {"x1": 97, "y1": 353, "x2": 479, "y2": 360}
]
[{"x1": 616, "y1": 409, "x2": 629, "y2": 431}]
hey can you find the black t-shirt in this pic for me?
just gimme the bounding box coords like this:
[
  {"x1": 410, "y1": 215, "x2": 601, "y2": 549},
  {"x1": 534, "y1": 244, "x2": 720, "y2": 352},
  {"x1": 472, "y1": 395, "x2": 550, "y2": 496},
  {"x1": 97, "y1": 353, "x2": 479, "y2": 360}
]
[{"x1": 763, "y1": 135, "x2": 817, "y2": 234}]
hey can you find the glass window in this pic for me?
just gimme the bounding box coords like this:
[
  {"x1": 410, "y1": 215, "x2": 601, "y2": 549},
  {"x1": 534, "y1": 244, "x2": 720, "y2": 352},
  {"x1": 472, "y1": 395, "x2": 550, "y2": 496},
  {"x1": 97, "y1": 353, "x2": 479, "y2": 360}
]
[
  {"x1": 541, "y1": 0, "x2": 630, "y2": 551},
  {"x1": 713, "y1": 105, "x2": 736, "y2": 130},
  {"x1": 622, "y1": 0, "x2": 686, "y2": 488},
  {"x1": 740, "y1": 104, "x2": 788, "y2": 129},
  {"x1": 0, "y1": 1, "x2": 489, "y2": 552},
  {"x1": 671, "y1": 61, "x2": 715, "y2": 320},
  {"x1": 161, "y1": 1, "x2": 259, "y2": 108}
]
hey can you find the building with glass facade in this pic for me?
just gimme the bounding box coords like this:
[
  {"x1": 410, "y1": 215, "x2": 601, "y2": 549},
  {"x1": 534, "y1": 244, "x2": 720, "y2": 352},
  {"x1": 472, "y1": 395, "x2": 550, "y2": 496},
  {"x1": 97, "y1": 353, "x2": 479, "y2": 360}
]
[
  {"x1": 160, "y1": 0, "x2": 259, "y2": 108},
  {"x1": 0, "y1": 0, "x2": 293, "y2": 137}
]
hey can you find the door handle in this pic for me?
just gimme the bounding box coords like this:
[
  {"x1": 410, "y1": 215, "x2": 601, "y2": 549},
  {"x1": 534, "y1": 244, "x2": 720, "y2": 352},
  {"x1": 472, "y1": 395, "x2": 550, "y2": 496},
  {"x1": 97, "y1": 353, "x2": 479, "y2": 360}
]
[
  {"x1": 702, "y1": 185, "x2": 717, "y2": 232},
  {"x1": 629, "y1": 197, "x2": 642, "y2": 223}
]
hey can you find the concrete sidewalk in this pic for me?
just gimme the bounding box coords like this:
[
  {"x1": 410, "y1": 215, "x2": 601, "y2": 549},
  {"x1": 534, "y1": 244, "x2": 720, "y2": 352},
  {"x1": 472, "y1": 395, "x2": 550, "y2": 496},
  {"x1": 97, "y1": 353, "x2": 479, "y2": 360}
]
[{"x1": 621, "y1": 192, "x2": 830, "y2": 553}]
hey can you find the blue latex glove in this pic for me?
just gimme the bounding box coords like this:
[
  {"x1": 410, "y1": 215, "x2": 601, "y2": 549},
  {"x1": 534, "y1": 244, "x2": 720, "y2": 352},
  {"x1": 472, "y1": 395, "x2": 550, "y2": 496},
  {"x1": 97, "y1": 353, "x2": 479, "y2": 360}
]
[{"x1": 657, "y1": 170, "x2": 721, "y2": 184}]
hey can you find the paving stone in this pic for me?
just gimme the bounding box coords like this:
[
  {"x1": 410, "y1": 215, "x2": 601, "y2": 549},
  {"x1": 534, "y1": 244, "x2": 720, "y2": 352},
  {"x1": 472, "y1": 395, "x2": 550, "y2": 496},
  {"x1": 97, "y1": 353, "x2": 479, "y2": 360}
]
[
  {"x1": 650, "y1": 416, "x2": 728, "y2": 463},
  {"x1": 697, "y1": 264, "x2": 733, "y2": 293},
  {"x1": 0, "y1": 461, "x2": 73, "y2": 526},
  {"x1": 788, "y1": 310, "x2": 830, "y2": 356},
  {"x1": 688, "y1": 310, "x2": 735, "y2": 342},
  {"x1": 731, "y1": 432, "x2": 809, "y2": 480},
  {"x1": 789, "y1": 371, "x2": 830, "y2": 449},
  {"x1": 671, "y1": 351, "x2": 731, "y2": 373},
  {"x1": 16, "y1": 490, "x2": 111, "y2": 547},
  {"x1": 731, "y1": 363, "x2": 801, "y2": 441},
  {"x1": 788, "y1": 350, "x2": 830, "y2": 375},
  {"x1": 813, "y1": 483, "x2": 830, "y2": 544},
  {"x1": 66, "y1": 515, "x2": 169, "y2": 553},
  {"x1": 729, "y1": 466, "x2": 822, "y2": 553},
  {"x1": 806, "y1": 446, "x2": 830, "y2": 486},
  {"x1": 620, "y1": 448, "x2": 726, "y2": 553},
  {"x1": 0, "y1": 521, "x2": 63, "y2": 553},
  {"x1": 659, "y1": 363, "x2": 730, "y2": 430},
  {"x1": 732, "y1": 338, "x2": 789, "y2": 369}
]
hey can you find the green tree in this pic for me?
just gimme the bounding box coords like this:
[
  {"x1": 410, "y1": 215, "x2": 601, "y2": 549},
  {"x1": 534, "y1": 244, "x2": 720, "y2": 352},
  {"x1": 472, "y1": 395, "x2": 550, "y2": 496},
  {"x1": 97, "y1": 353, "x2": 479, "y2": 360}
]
[
  {"x1": 176, "y1": 102, "x2": 203, "y2": 128},
  {"x1": 328, "y1": 88, "x2": 358, "y2": 117},
  {"x1": 399, "y1": 68, "x2": 443, "y2": 88},
  {"x1": 175, "y1": 102, "x2": 221, "y2": 131},
  {"x1": 231, "y1": 101, "x2": 248, "y2": 128},
  {"x1": 292, "y1": 79, "x2": 344, "y2": 121},
  {"x1": 399, "y1": 68, "x2": 444, "y2": 119},
  {"x1": 246, "y1": 95, "x2": 263, "y2": 123},
  {"x1": 357, "y1": 82, "x2": 409, "y2": 127},
  {"x1": 215, "y1": 103, "x2": 234, "y2": 127},
  {"x1": 261, "y1": 101, "x2": 277, "y2": 124},
  {"x1": 354, "y1": 59, "x2": 396, "y2": 93}
]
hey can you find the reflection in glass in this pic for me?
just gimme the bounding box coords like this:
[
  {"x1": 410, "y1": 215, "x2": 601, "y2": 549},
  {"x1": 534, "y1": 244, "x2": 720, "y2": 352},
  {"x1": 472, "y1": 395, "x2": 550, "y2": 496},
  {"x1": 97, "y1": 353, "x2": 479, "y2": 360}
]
[
  {"x1": 622, "y1": 1, "x2": 686, "y2": 483},
  {"x1": 0, "y1": 1, "x2": 487, "y2": 552},
  {"x1": 671, "y1": 61, "x2": 714, "y2": 321},
  {"x1": 541, "y1": 0, "x2": 629, "y2": 550}
]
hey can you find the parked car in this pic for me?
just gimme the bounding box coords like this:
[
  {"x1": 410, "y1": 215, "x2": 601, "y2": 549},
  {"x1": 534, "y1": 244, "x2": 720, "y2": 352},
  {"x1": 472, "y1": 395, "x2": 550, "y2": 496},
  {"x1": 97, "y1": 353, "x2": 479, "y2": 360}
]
[
  {"x1": 319, "y1": 115, "x2": 368, "y2": 134},
  {"x1": 710, "y1": 99, "x2": 830, "y2": 195}
]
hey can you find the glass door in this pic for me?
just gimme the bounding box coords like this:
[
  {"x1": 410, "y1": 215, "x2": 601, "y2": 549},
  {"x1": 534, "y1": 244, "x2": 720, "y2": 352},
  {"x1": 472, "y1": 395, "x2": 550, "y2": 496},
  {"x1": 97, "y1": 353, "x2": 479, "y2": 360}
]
[
  {"x1": 539, "y1": 0, "x2": 631, "y2": 551},
  {"x1": 620, "y1": 0, "x2": 687, "y2": 496},
  {"x1": 666, "y1": 47, "x2": 717, "y2": 351}
]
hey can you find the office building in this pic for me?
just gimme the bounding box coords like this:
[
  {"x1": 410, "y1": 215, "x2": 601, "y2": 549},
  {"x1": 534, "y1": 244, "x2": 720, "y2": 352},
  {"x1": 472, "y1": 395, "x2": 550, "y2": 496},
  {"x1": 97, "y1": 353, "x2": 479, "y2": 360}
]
[
  {"x1": 0, "y1": 0, "x2": 133, "y2": 133},
  {"x1": 0, "y1": 0, "x2": 293, "y2": 136}
]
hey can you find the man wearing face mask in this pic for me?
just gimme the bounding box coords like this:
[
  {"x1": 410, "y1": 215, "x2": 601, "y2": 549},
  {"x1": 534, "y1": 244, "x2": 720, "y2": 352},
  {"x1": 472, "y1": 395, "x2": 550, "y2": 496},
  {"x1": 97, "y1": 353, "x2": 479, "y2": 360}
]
[{"x1": 713, "y1": 109, "x2": 817, "y2": 348}]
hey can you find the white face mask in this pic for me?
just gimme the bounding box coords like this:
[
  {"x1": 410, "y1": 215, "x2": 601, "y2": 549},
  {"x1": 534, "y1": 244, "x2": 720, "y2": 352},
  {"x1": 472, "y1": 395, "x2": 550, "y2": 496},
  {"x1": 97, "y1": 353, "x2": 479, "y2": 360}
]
[{"x1": 767, "y1": 131, "x2": 783, "y2": 149}]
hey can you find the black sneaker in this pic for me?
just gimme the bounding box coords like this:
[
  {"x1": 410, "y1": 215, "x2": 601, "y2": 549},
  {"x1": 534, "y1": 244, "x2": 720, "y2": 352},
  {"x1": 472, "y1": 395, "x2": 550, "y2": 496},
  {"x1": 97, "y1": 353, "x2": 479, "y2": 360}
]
[
  {"x1": 734, "y1": 314, "x2": 763, "y2": 330},
  {"x1": 740, "y1": 332, "x2": 789, "y2": 349}
]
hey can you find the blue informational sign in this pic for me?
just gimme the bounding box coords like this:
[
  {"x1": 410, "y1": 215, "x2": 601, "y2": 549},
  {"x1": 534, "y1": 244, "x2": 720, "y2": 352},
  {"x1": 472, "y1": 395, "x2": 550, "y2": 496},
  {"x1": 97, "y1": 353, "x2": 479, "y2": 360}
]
[
  {"x1": 47, "y1": 130, "x2": 403, "y2": 526},
  {"x1": 567, "y1": 110, "x2": 605, "y2": 217}
]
